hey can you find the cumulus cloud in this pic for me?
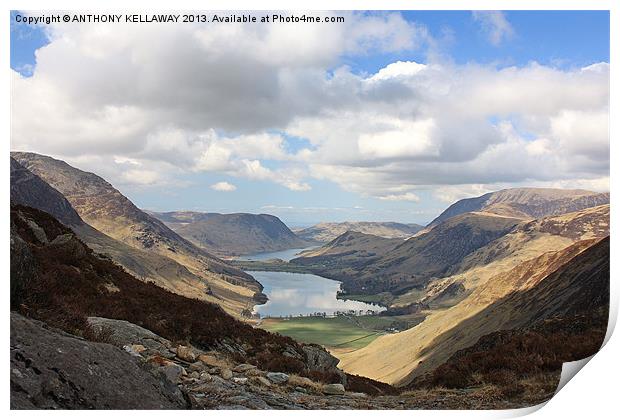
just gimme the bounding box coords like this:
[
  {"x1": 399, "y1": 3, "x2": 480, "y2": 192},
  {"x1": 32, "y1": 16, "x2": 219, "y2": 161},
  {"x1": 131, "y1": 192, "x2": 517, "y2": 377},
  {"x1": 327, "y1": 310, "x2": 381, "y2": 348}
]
[
  {"x1": 10, "y1": 11, "x2": 609, "y2": 205},
  {"x1": 472, "y1": 11, "x2": 514, "y2": 46},
  {"x1": 210, "y1": 181, "x2": 237, "y2": 192}
]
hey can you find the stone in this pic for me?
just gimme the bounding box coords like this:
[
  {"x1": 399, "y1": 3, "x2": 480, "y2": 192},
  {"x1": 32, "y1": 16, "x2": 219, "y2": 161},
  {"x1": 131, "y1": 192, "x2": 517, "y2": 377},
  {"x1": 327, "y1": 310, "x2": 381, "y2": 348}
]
[
  {"x1": 266, "y1": 372, "x2": 289, "y2": 384},
  {"x1": 122, "y1": 344, "x2": 142, "y2": 358},
  {"x1": 146, "y1": 354, "x2": 175, "y2": 367},
  {"x1": 233, "y1": 363, "x2": 256, "y2": 372},
  {"x1": 255, "y1": 376, "x2": 271, "y2": 387},
  {"x1": 350, "y1": 392, "x2": 367, "y2": 398},
  {"x1": 190, "y1": 371, "x2": 200, "y2": 379},
  {"x1": 176, "y1": 345, "x2": 197, "y2": 362},
  {"x1": 221, "y1": 368, "x2": 233, "y2": 380},
  {"x1": 161, "y1": 364, "x2": 186, "y2": 384},
  {"x1": 199, "y1": 372, "x2": 212, "y2": 381},
  {"x1": 86, "y1": 317, "x2": 175, "y2": 358},
  {"x1": 322, "y1": 383, "x2": 345, "y2": 395},
  {"x1": 198, "y1": 354, "x2": 227, "y2": 368},
  {"x1": 295, "y1": 387, "x2": 307, "y2": 393},
  {"x1": 232, "y1": 377, "x2": 248, "y2": 384},
  {"x1": 188, "y1": 361, "x2": 205, "y2": 372},
  {"x1": 130, "y1": 344, "x2": 146, "y2": 353}
]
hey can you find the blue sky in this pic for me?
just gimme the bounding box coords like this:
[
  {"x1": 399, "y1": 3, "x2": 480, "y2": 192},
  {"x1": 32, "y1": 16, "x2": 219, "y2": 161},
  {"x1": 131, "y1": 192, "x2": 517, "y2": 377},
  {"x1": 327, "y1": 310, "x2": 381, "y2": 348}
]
[{"x1": 10, "y1": 11, "x2": 610, "y2": 226}]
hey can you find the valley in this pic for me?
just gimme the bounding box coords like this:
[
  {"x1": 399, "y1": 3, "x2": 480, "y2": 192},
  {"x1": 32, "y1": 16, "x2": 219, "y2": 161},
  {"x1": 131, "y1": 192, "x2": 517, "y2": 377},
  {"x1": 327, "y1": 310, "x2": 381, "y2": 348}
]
[{"x1": 9, "y1": 152, "x2": 611, "y2": 409}]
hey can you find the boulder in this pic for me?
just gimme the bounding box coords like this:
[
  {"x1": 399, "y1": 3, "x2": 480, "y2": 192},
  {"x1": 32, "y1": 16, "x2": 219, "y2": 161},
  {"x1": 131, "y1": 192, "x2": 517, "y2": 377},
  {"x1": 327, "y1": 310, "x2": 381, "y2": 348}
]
[
  {"x1": 323, "y1": 383, "x2": 345, "y2": 395},
  {"x1": 176, "y1": 345, "x2": 198, "y2": 362},
  {"x1": 188, "y1": 361, "x2": 205, "y2": 372},
  {"x1": 87, "y1": 317, "x2": 175, "y2": 358},
  {"x1": 10, "y1": 312, "x2": 186, "y2": 409},
  {"x1": 232, "y1": 377, "x2": 248, "y2": 385},
  {"x1": 161, "y1": 364, "x2": 186, "y2": 384},
  {"x1": 266, "y1": 372, "x2": 289, "y2": 384},
  {"x1": 198, "y1": 354, "x2": 228, "y2": 368},
  {"x1": 221, "y1": 368, "x2": 233, "y2": 380},
  {"x1": 233, "y1": 363, "x2": 257, "y2": 372}
]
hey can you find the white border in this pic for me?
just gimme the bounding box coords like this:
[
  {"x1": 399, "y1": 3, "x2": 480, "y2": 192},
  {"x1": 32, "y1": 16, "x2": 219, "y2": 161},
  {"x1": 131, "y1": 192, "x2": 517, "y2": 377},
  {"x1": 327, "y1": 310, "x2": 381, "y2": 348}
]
[{"x1": 2, "y1": 1, "x2": 616, "y2": 419}]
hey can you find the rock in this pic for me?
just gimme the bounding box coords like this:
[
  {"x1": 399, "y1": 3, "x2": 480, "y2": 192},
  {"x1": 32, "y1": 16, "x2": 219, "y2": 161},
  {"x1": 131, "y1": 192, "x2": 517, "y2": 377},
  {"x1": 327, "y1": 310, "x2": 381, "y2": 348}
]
[
  {"x1": 176, "y1": 345, "x2": 197, "y2": 362},
  {"x1": 146, "y1": 354, "x2": 176, "y2": 367},
  {"x1": 190, "y1": 371, "x2": 200, "y2": 379},
  {"x1": 198, "y1": 354, "x2": 228, "y2": 368},
  {"x1": 188, "y1": 361, "x2": 205, "y2": 372},
  {"x1": 233, "y1": 363, "x2": 256, "y2": 372},
  {"x1": 255, "y1": 376, "x2": 271, "y2": 387},
  {"x1": 122, "y1": 344, "x2": 142, "y2": 358},
  {"x1": 160, "y1": 364, "x2": 186, "y2": 384},
  {"x1": 221, "y1": 368, "x2": 233, "y2": 380},
  {"x1": 323, "y1": 383, "x2": 345, "y2": 395},
  {"x1": 266, "y1": 372, "x2": 289, "y2": 384},
  {"x1": 232, "y1": 377, "x2": 248, "y2": 384},
  {"x1": 303, "y1": 345, "x2": 348, "y2": 386},
  {"x1": 86, "y1": 317, "x2": 175, "y2": 358},
  {"x1": 130, "y1": 344, "x2": 146, "y2": 353},
  {"x1": 10, "y1": 312, "x2": 186, "y2": 409},
  {"x1": 199, "y1": 372, "x2": 212, "y2": 381},
  {"x1": 350, "y1": 392, "x2": 367, "y2": 398},
  {"x1": 295, "y1": 387, "x2": 307, "y2": 393}
]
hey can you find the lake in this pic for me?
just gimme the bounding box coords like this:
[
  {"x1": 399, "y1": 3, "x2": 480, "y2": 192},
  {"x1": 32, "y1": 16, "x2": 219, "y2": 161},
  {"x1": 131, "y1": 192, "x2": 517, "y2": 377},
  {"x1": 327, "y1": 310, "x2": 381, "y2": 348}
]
[{"x1": 249, "y1": 270, "x2": 385, "y2": 318}]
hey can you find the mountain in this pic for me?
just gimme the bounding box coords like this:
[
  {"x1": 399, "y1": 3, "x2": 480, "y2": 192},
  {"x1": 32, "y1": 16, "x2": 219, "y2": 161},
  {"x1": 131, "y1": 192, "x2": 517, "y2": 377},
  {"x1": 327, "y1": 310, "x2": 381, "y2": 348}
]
[
  {"x1": 11, "y1": 153, "x2": 262, "y2": 315},
  {"x1": 295, "y1": 222, "x2": 424, "y2": 243},
  {"x1": 428, "y1": 187, "x2": 609, "y2": 228},
  {"x1": 150, "y1": 211, "x2": 312, "y2": 256},
  {"x1": 337, "y1": 205, "x2": 610, "y2": 386},
  {"x1": 293, "y1": 212, "x2": 522, "y2": 297}
]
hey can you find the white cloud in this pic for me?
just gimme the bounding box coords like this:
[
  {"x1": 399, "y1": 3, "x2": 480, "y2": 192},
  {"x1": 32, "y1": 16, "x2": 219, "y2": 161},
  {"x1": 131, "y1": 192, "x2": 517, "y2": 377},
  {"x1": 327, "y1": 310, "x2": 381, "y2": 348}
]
[
  {"x1": 378, "y1": 192, "x2": 421, "y2": 202},
  {"x1": 10, "y1": 11, "x2": 609, "y2": 204},
  {"x1": 472, "y1": 11, "x2": 515, "y2": 46},
  {"x1": 210, "y1": 181, "x2": 237, "y2": 192}
]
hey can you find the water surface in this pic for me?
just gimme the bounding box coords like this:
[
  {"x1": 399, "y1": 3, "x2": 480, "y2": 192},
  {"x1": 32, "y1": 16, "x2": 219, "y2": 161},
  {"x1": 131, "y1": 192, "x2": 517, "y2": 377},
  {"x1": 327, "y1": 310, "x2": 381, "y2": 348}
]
[{"x1": 250, "y1": 270, "x2": 385, "y2": 318}]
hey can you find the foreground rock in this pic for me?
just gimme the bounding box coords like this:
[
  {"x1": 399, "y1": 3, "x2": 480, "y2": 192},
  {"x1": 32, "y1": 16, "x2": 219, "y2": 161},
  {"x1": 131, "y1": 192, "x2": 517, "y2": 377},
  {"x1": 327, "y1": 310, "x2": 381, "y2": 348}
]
[
  {"x1": 10, "y1": 313, "x2": 186, "y2": 409},
  {"x1": 323, "y1": 384, "x2": 346, "y2": 395}
]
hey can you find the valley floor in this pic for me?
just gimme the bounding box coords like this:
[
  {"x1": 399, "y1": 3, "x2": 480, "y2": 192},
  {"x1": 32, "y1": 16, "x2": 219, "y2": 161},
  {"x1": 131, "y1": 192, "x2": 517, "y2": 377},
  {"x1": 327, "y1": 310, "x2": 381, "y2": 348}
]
[{"x1": 259, "y1": 313, "x2": 429, "y2": 353}]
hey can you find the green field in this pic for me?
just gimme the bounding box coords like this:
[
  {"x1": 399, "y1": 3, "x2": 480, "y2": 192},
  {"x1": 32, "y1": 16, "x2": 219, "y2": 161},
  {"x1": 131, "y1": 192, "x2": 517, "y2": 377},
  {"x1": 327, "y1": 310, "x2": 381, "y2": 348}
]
[{"x1": 260, "y1": 316, "x2": 385, "y2": 350}]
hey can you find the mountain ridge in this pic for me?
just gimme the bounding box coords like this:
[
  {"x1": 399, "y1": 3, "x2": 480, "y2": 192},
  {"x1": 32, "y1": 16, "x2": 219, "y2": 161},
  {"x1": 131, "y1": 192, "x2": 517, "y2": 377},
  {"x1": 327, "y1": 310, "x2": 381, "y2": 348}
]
[{"x1": 150, "y1": 210, "x2": 312, "y2": 256}]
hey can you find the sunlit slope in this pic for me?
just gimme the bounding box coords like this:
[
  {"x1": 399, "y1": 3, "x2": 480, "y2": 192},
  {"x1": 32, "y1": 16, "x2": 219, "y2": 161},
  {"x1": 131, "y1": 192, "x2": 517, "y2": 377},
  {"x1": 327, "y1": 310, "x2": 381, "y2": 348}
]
[{"x1": 338, "y1": 205, "x2": 609, "y2": 385}]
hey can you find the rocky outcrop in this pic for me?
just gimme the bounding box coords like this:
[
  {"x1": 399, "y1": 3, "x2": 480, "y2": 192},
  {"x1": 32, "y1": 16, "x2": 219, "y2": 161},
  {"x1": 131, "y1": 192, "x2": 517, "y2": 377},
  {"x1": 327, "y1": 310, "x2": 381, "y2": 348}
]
[
  {"x1": 10, "y1": 312, "x2": 187, "y2": 409},
  {"x1": 87, "y1": 317, "x2": 176, "y2": 358}
]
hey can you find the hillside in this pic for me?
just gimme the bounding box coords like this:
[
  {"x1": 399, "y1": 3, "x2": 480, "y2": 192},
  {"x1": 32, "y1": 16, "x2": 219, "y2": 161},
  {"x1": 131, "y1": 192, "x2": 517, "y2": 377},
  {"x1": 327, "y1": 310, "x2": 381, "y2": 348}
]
[
  {"x1": 150, "y1": 211, "x2": 312, "y2": 256},
  {"x1": 337, "y1": 206, "x2": 609, "y2": 386},
  {"x1": 11, "y1": 153, "x2": 261, "y2": 315},
  {"x1": 293, "y1": 212, "x2": 521, "y2": 298},
  {"x1": 295, "y1": 221, "x2": 424, "y2": 243},
  {"x1": 428, "y1": 187, "x2": 609, "y2": 228}
]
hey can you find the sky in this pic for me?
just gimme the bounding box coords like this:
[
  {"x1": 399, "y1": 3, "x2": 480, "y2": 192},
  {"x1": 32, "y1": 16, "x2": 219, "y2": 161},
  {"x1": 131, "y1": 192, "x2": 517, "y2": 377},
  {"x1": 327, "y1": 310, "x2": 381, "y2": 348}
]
[{"x1": 10, "y1": 10, "x2": 610, "y2": 226}]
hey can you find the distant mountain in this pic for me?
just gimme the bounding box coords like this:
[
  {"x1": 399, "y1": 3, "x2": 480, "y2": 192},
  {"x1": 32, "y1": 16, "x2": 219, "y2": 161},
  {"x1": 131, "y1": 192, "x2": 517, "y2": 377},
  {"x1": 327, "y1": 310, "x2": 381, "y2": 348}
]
[
  {"x1": 293, "y1": 212, "x2": 521, "y2": 296},
  {"x1": 11, "y1": 152, "x2": 262, "y2": 315},
  {"x1": 337, "y1": 205, "x2": 610, "y2": 386},
  {"x1": 150, "y1": 211, "x2": 312, "y2": 256},
  {"x1": 295, "y1": 221, "x2": 424, "y2": 243},
  {"x1": 428, "y1": 187, "x2": 609, "y2": 228}
]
